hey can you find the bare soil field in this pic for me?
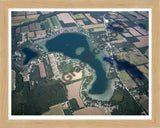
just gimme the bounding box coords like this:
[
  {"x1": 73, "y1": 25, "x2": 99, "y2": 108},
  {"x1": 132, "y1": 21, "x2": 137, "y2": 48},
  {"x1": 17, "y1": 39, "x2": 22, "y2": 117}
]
[
  {"x1": 73, "y1": 107, "x2": 105, "y2": 115},
  {"x1": 28, "y1": 32, "x2": 35, "y2": 38},
  {"x1": 27, "y1": 14, "x2": 40, "y2": 19},
  {"x1": 134, "y1": 36, "x2": 149, "y2": 48},
  {"x1": 85, "y1": 13, "x2": 98, "y2": 24},
  {"x1": 36, "y1": 30, "x2": 46, "y2": 38},
  {"x1": 128, "y1": 27, "x2": 141, "y2": 36},
  {"x1": 38, "y1": 62, "x2": 46, "y2": 78},
  {"x1": 66, "y1": 80, "x2": 84, "y2": 108},
  {"x1": 134, "y1": 26, "x2": 148, "y2": 35},
  {"x1": 12, "y1": 16, "x2": 25, "y2": 20},
  {"x1": 77, "y1": 20, "x2": 85, "y2": 25},
  {"x1": 57, "y1": 13, "x2": 75, "y2": 24},
  {"x1": 122, "y1": 32, "x2": 133, "y2": 37}
]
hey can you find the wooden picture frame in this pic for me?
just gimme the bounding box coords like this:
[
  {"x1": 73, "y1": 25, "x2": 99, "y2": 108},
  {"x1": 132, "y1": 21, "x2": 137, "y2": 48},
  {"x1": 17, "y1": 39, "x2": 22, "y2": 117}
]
[{"x1": 0, "y1": 0, "x2": 160, "y2": 127}]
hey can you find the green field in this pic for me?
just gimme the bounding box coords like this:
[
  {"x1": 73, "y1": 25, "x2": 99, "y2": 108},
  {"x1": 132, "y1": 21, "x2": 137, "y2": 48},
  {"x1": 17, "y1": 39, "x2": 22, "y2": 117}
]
[
  {"x1": 12, "y1": 18, "x2": 38, "y2": 24},
  {"x1": 30, "y1": 65, "x2": 41, "y2": 81},
  {"x1": 111, "y1": 91, "x2": 123, "y2": 102},
  {"x1": 43, "y1": 104, "x2": 64, "y2": 115},
  {"x1": 119, "y1": 70, "x2": 131, "y2": 81},
  {"x1": 82, "y1": 24, "x2": 104, "y2": 29},
  {"x1": 41, "y1": 20, "x2": 51, "y2": 30},
  {"x1": 72, "y1": 13, "x2": 85, "y2": 19},
  {"x1": 50, "y1": 16, "x2": 61, "y2": 28},
  {"x1": 92, "y1": 27, "x2": 105, "y2": 32},
  {"x1": 47, "y1": 18, "x2": 54, "y2": 29},
  {"x1": 116, "y1": 51, "x2": 148, "y2": 66},
  {"x1": 12, "y1": 70, "x2": 16, "y2": 91}
]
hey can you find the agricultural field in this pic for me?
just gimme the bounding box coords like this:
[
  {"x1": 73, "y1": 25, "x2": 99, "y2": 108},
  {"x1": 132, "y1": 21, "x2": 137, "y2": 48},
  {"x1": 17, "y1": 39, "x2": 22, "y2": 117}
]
[
  {"x1": 82, "y1": 24, "x2": 104, "y2": 29},
  {"x1": 125, "y1": 79, "x2": 137, "y2": 89},
  {"x1": 76, "y1": 20, "x2": 85, "y2": 25},
  {"x1": 91, "y1": 27, "x2": 106, "y2": 32},
  {"x1": 137, "y1": 65, "x2": 148, "y2": 79},
  {"x1": 116, "y1": 51, "x2": 148, "y2": 66},
  {"x1": 40, "y1": 20, "x2": 51, "y2": 30},
  {"x1": 12, "y1": 17, "x2": 38, "y2": 25},
  {"x1": 27, "y1": 32, "x2": 35, "y2": 38},
  {"x1": 73, "y1": 107, "x2": 105, "y2": 115},
  {"x1": 111, "y1": 90, "x2": 123, "y2": 102},
  {"x1": 72, "y1": 13, "x2": 85, "y2": 19},
  {"x1": 43, "y1": 58, "x2": 54, "y2": 79},
  {"x1": 66, "y1": 80, "x2": 84, "y2": 108},
  {"x1": 134, "y1": 36, "x2": 149, "y2": 48},
  {"x1": 85, "y1": 13, "x2": 98, "y2": 24},
  {"x1": 139, "y1": 94, "x2": 148, "y2": 113},
  {"x1": 43, "y1": 104, "x2": 64, "y2": 115},
  {"x1": 50, "y1": 16, "x2": 61, "y2": 28},
  {"x1": 26, "y1": 14, "x2": 40, "y2": 19},
  {"x1": 47, "y1": 18, "x2": 54, "y2": 29},
  {"x1": 119, "y1": 70, "x2": 131, "y2": 81}
]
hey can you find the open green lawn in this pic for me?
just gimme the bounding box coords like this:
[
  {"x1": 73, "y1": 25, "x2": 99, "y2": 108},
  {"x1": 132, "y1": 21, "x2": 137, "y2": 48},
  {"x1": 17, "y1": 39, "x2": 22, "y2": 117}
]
[
  {"x1": 40, "y1": 20, "x2": 51, "y2": 30},
  {"x1": 119, "y1": 70, "x2": 131, "y2": 81},
  {"x1": 43, "y1": 104, "x2": 64, "y2": 115},
  {"x1": 50, "y1": 16, "x2": 61, "y2": 28}
]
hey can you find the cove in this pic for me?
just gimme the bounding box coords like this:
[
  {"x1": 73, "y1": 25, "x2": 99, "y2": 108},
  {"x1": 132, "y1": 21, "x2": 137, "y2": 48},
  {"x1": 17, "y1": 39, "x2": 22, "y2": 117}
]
[
  {"x1": 45, "y1": 33, "x2": 114, "y2": 101},
  {"x1": 22, "y1": 48, "x2": 38, "y2": 65}
]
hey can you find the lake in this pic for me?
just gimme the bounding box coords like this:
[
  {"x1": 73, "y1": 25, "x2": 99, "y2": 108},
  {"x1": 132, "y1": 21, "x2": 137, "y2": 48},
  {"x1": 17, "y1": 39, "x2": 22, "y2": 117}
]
[
  {"x1": 45, "y1": 32, "x2": 114, "y2": 101},
  {"x1": 22, "y1": 48, "x2": 38, "y2": 65}
]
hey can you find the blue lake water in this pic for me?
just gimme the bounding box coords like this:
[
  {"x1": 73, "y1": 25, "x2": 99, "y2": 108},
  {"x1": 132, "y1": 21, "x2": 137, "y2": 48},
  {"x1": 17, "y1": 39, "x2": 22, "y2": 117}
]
[
  {"x1": 22, "y1": 48, "x2": 38, "y2": 65},
  {"x1": 45, "y1": 33, "x2": 114, "y2": 100}
]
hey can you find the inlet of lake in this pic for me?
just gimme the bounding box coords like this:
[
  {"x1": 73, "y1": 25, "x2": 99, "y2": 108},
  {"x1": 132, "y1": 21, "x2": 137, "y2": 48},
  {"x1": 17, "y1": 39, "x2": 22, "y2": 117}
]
[
  {"x1": 39, "y1": 32, "x2": 114, "y2": 101},
  {"x1": 22, "y1": 48, "x2": 38, "y2": 65}
]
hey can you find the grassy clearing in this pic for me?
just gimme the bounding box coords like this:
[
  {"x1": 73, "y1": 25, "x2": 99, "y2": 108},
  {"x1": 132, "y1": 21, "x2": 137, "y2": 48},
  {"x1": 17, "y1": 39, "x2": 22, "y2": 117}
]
[
  {"x1": 40, "y1": 20, "x2": 51, "y2": 30},
  {"x1": 116, "y1": 51, "x2": 148, "y2": 65},
  {"x1": 30, "y1": 65, "x2": 41, "y2": 81},
  {"x1": 119, "y1": 70, "x2": 131, "y2": 81},
  {"x1": 111, "y1": 91, "x2": 123, "y2": 102},
  {"x1": 43, "y1": 104, "x2": 64, "y2": 115},
  {"x1": 50, "y1": 16, "x2": 61, "y2": 28},
  {"x1": 72, "y1": 13, "x2": 85, "y2": 19}
]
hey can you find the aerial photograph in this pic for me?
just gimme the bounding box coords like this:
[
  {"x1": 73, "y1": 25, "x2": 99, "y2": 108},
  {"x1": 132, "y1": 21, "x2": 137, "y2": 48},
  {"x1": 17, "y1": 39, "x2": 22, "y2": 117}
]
[{"x1": 11, "y1": 10, "x2": 150, "y2": 116}]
